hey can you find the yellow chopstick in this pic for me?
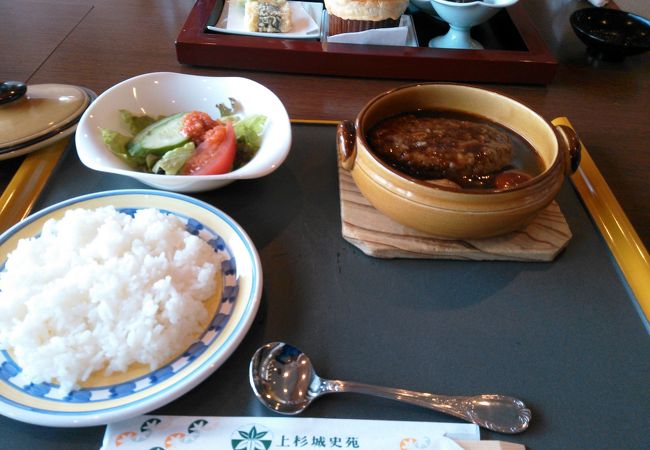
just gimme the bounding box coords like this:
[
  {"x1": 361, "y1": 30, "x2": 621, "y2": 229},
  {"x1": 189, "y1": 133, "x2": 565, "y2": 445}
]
[
  {"x1": 290, "y1": 118, "x2": 342, "y2": 126},
  {"x1": 553, "y1": 117, "x2": 650, "y2": 323},
  {"x1": 0, "y1": 137, "x2": 70, "y2": 234}
]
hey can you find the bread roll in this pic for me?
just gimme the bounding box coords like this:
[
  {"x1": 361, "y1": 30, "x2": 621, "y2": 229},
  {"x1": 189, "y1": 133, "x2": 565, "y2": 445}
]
[
  {"x1": 325, "y1": 0, "x2": 409, "y2": 21},
  {"x1": 325, "y1": 0, "x2": 409, "y2": 35}
]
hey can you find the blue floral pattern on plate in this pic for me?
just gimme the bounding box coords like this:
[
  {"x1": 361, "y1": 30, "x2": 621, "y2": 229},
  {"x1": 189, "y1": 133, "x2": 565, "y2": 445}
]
[
  {"x1": 0, "y1": 190, "x2": 262, "y2": 426},
  {"x1": 0, "y1": 208, "x2": 238, "y2": 402}
]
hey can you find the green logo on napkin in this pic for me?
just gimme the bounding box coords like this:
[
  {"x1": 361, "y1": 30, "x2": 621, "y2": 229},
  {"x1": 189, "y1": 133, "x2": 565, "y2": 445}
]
[{"x1": 231, "y1": 424, "x2": 273, "y2": 450}]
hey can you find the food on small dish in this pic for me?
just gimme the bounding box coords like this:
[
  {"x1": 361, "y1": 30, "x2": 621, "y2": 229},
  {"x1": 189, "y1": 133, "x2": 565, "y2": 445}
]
[
  {"x1": 75, "y1": 73, "x2": 292, "y2": 193},
  {"x1": 0, "y1": 206, "x2": 224, "y2": 393},
  {"x1": 0, "y1": 189, "x2": 262, "y2": 427},
  {"x1": 244, "y1": 0, "x2": 292, "y2": 33},
  {"x1": 101, "y1": 107, "x2": 267, "y2": 176},
  {"x1": 366, "y1": 109, "x2": 544, "y2": 190},
  {"x1": 208, "y1": 0, "x2": 322, "y2": 39},
  {"x1": 324, "y1": 0, "x2": 409, "y2": 35}
]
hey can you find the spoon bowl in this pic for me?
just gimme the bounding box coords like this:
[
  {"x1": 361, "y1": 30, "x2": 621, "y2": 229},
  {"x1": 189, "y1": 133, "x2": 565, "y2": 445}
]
[
  {"x1": 249, "y1": 341, "x2": 319, "y2": 414},
  {"x1": 250, "y1": 342, "x2": 531, "y2": 434}
]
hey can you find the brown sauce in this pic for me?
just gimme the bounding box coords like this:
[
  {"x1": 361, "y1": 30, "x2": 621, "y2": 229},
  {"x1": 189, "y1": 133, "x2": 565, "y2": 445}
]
[{"x1": 366, "y1": 109, "x2": 545, "y2": 189}]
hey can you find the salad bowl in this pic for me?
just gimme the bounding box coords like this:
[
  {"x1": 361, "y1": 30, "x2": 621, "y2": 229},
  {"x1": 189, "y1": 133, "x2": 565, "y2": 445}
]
[{"x1": 75, "y1": 72, "x2": 292, "y2": 193}]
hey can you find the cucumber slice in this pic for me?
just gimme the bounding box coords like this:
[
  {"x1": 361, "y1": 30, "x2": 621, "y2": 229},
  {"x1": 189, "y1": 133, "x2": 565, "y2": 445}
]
[{"x1": 127, "y1": 112, "x2": 190, "y2": 157}]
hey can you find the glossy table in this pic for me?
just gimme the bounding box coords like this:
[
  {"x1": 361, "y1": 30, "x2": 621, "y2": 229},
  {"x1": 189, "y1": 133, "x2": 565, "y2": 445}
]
[{"x1": 1, "y1": 0, "x2": 649, "y2": 448}]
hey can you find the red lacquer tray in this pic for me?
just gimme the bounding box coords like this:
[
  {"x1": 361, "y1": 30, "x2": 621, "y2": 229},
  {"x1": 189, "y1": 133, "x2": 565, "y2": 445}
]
[{"x1": 176, "y1": 0, "x2": 557, "y2": 84}]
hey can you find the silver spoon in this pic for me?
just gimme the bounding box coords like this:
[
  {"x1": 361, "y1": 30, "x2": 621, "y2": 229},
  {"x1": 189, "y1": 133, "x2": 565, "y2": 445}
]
[{"x1": 249, "y1": 342, "x2": 531, "y2": 434}]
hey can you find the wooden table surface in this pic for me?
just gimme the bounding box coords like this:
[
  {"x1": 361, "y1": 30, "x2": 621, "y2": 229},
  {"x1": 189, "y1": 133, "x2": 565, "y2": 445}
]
[{"x1": 2, "y1": 0, "x2": 648, "y2": 249}]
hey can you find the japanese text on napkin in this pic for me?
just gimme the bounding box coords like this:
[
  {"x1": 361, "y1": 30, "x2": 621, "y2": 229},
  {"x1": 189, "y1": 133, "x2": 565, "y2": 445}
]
[{"x1": 101, "y1": 415, "x2": 480, "y2": 449}]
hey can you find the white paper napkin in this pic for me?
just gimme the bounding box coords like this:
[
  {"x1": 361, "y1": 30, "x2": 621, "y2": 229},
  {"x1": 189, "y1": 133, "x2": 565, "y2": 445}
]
[
  {"x1": 101, "y1": 415, "x2": 480, "y2": 449},
  {"x1": 327, "y1": 16, "x2": 410, "y2": 46},
  {"x1": 587, "y1": 0, "x2": 608, "y2": 6}
]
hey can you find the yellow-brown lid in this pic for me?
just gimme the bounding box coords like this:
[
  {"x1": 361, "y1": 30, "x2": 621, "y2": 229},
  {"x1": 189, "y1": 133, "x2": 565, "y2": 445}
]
[{"x1": 0, "y1": 83, "x2": 90, "y2": 149}]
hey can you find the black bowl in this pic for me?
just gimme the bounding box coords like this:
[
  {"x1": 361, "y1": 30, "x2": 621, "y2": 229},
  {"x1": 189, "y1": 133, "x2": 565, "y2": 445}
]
[{"x1": 570, "y1": 7, "x2": 650, "y2": 61}]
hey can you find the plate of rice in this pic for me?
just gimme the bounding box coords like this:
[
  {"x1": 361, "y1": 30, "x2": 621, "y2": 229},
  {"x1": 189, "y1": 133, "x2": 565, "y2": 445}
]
[{"x1": 0, "y1": 189, "x2": 262, "y2": 427}]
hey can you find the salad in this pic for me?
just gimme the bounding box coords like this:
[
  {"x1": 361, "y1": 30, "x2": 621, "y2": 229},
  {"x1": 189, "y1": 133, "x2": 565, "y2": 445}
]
[{"x1": 101, "y1": 101, "x2": 267, "y2": 175}]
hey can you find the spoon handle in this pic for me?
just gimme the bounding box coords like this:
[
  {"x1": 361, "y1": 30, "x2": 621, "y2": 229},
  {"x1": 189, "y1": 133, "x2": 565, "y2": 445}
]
[{"x1": 321, "y1": 379, "x2": 531, "y2": 434}]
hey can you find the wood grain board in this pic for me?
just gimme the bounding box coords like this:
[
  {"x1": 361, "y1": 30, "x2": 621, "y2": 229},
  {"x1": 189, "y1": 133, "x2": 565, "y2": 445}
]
[{"x1": 339, "y1": 167, "x2": 572, "y2": 261}]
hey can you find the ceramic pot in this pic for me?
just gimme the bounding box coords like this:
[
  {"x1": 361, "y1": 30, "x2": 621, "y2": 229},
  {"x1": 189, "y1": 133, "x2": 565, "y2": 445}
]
[{"x1": 337, "y1": 83, "x2": 581, "y2": 239}]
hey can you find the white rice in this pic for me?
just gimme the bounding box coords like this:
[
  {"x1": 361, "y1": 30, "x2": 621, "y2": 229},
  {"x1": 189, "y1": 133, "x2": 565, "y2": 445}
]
[{"x1": 0, "y1": 206, "x2": 223, "y2": 393}]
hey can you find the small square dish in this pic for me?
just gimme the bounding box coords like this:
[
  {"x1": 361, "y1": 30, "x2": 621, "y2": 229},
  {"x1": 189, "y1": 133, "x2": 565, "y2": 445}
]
[{"x1": 208, "y1": 0, "x2": 323, "y2": 39}]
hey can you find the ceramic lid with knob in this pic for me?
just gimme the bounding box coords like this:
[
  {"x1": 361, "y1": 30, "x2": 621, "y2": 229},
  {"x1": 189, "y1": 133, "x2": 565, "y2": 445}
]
[{"x1": 0, "y1": 81, "x2": 94, "y2": 157}]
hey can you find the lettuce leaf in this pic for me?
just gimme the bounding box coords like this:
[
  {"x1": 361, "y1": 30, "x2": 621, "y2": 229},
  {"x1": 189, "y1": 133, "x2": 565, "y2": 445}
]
[
  {"x1": 101, "y1": 128, "x2": 143, "y2": 167},
  {"x1": 234, "y1": 114, "x2": 267, "y2": 150},
  {"x1": 119, "y1": 110, "x2": 157, "y2": 135},
  {"x1": 231, "y1": 114, "x2": 267, "y2": 169},
  {"x1": 216, "y1": 98, "x2": 243, "y2": 117},
  {"x1": 103, "y1": 107, "x2": 265, "y2": 174},
  {"x1": 151, "y1": 142, "x2": 196, "y2": 175}
]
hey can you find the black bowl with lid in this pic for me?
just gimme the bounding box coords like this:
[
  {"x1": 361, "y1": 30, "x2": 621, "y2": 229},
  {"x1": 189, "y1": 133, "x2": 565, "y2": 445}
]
[{"x1": 570, "y1": 7, "x2": 650, "y2": 61}]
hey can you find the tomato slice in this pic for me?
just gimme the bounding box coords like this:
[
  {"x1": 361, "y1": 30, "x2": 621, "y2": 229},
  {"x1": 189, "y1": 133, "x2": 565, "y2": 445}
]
[
  {"x1": 494, "y1": 170, "x2": 533, "y2": 190},
  {"x1": 181, "y1": 121, "x2": 236, "y2": 175}
]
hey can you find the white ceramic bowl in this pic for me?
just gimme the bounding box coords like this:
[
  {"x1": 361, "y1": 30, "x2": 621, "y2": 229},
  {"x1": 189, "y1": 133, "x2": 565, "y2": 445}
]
[{"x1": 75, "y1": 72, "x2": 292, "y2": 193}]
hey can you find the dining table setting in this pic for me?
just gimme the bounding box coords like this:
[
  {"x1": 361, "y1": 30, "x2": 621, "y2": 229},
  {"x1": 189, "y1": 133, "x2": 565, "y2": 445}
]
[{"x1": 1, "y1": 0, "x2": 649, "y2": 449}]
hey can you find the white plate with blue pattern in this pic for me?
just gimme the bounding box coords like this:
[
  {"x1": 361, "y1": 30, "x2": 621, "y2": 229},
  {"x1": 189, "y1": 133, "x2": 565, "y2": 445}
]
[{"x1": 0, "y1": 189, "x2": 263, "y2": 427}]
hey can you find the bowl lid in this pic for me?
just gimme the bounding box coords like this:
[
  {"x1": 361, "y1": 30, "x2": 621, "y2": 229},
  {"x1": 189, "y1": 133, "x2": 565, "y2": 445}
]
[{"x1": 0, "y1": 83, "x2": 91, "y2": 150}]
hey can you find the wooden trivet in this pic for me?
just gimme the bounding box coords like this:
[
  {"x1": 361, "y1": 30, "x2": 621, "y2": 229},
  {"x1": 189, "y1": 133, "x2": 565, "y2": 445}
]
[{"x1": 338, "y1": 167, "x2": 572, "y2": 261}]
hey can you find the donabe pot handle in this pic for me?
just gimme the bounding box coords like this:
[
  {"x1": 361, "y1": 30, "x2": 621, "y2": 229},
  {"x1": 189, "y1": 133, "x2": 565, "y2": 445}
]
[
  {"x1": 554, "y1": 124, "x2": 581, "y2": 175},
  {"x1": 337, "y1": 120, "x2": 357, "y2": 171}
]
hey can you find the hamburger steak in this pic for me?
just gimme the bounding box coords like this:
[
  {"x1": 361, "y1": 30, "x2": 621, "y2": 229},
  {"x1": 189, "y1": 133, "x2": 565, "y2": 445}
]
[{"x1": 367, "y1": 112, "x2": 513, "y2": 180}]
